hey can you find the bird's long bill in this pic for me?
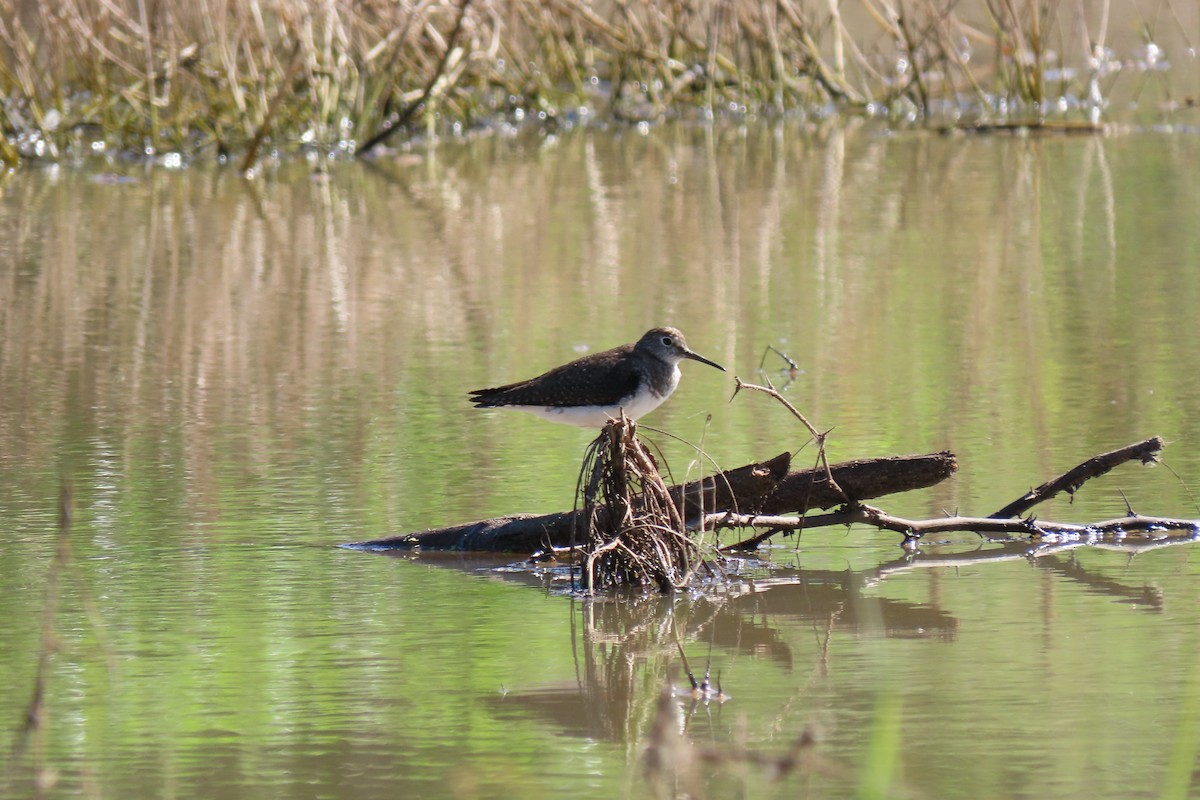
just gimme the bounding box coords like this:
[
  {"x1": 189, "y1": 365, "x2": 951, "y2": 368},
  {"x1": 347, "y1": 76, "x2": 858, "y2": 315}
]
[{"x1": 683, "y1": 349, "x2": 726, "y2": 372}]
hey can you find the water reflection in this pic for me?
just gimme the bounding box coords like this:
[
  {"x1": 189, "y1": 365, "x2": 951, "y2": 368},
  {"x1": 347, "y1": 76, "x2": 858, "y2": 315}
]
[
  {"x1": 4, "y1": 125, "x2": 1200, "y2": 799},
  {"x1": 422, "y1": 528, "x2": 1192, "y2": 758},
  {"x1": 867, "y1": 538, "x2": 1175, "y2": 611},
  {"x1": 491, "y1": 576, "x2": 956, "y2": 739},
  {"x1": 4, "y1": 128, "x2": 1200, "y2": 528}
]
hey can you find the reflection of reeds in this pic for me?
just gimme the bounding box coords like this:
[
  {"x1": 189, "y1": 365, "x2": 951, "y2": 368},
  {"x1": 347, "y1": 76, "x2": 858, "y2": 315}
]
[
  {"x1": 4, "y1": 127, "x2": 1184, "y2": 522},
  {"x1": 4, "y1": 487, "x2": 73, "y2": 795},
  {"x1": 0, "y1": 0, "x2": 1185, "y2": 164}
]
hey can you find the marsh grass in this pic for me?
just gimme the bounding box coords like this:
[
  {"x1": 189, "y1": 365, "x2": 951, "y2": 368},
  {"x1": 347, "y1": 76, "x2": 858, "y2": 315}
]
[
  {"x1": 0, "y1": 0, "x2": 1193, "y2": 165},
  {"x1": 0, "y1": 0, "x2": 1195, "y2": 165}
]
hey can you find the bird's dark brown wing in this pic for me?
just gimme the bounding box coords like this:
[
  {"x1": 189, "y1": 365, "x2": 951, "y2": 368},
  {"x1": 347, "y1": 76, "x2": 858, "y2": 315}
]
[{"x1": 469, "y1": 344, "x2": 643, "y2": 408}]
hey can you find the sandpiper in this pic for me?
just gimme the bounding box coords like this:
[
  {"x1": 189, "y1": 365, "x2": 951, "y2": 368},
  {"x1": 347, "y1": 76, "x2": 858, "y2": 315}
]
[{"x1": 469, "y1": 327, "x2": 725, "y2": 428}]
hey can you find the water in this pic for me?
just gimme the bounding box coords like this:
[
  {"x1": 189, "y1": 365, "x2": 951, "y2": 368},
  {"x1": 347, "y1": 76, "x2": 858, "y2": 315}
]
[{"x1": 2, "y1": 124, "x2": 1200, "y2": 798}]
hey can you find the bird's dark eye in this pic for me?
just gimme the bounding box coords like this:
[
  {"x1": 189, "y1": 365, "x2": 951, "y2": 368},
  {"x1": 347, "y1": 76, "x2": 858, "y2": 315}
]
[{"x1": 661, "y1": 336, "x2": 673, "y2": 346}]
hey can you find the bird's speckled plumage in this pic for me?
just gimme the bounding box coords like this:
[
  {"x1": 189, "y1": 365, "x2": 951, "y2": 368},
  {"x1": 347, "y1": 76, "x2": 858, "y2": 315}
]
[{"x1": 469, "y1": 327, "x2": 724, "y2": 428}]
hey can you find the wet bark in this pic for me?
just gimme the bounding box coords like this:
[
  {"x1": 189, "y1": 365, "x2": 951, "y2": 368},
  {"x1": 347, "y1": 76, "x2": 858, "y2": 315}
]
[{"x1": 344, "y1": 451, "x2": 958, "y2": 552}]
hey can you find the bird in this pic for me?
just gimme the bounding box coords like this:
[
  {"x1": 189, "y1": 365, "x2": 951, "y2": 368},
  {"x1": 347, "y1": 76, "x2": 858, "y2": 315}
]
[{"x1": 469, "y1": 327, "x2": 726, "y2": 428}]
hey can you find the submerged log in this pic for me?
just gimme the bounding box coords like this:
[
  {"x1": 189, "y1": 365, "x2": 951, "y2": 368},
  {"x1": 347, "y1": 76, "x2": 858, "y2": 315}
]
[{"x1": 345, "y1": 451, "x2": 957, "y2": 552}]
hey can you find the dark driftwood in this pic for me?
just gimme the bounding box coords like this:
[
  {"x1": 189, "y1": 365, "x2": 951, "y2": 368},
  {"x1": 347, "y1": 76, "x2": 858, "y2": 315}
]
[
  {"x1": 768, "y1": 453, "x2": 956, "y2": 513},
  {"x1": 345, "y1": 451, "x2": 958, "y2": 552}
]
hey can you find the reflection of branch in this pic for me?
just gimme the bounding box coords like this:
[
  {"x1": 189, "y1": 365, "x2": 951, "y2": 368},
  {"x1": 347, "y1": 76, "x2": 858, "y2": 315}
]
[
  {"x1": 643, "y1": 683, "x2": 846, "y2": 791},
  {"x1": 1026, "y1": 533, "x2": 1200, "y2": 558},
  {"x1": 866, "y1": 537, "x2": 1186, "y2": 613},
  {"x1": 1034, "y1": 555, "x2": 1165, "y2": 611},
  {"x1": 866, "y1": 543, "x2": 1031, "y2": 584},
  {"x1": 870, "y1": 533, "x2": 1200, "y2": 575},
  {"x1": 991, "y1": 436, "x2": 1164, "y2": 519}
]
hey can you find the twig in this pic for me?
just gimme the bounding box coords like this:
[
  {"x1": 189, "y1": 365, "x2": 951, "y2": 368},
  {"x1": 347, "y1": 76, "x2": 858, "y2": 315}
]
[
  {"x1": 730, "y1": 376, "x2": 847, "y2": 502},
  {"x1": 990, "y1": 436, "x2": 1164, "y2": 519},
  {"x1": 730, "y1": 376, "x2": 819, "y2": 445},
  {"x1": 756, "y1": 344, "x2": 802, "y2": 387}
]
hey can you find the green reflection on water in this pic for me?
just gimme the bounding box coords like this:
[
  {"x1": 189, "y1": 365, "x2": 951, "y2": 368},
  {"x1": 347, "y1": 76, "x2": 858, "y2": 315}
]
[{"x1": 2, "y1": 124, "x2": 1200, "y2": 799}]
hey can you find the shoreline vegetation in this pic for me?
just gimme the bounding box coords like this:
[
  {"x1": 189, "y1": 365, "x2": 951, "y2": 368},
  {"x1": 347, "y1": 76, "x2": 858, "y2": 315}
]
[{"x1": 0, "y1": 0, "x2": 1196, "y2": 168}]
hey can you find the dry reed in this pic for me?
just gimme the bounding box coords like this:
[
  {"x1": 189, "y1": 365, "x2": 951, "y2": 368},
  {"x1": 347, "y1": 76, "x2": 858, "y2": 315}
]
[{"x1": 1, "y1": 0, "x2": 1187, "y2": 166}]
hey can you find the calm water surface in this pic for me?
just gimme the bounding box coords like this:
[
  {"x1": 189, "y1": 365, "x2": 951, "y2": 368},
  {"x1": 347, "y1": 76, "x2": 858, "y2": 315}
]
[{"x1": 2, "y1": 125, "x2": 1200, "y2": 798}]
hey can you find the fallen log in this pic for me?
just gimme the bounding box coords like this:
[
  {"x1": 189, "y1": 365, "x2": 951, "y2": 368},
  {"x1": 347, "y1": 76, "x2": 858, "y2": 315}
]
[{"x1": 344, "y1": 451, "x2": 958, "y2": 552}]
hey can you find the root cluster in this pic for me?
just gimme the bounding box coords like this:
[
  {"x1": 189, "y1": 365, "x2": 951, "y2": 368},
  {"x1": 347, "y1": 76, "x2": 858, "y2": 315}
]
[{"x1": 578, "y1": 418, "x2": 701, "y2": 593}]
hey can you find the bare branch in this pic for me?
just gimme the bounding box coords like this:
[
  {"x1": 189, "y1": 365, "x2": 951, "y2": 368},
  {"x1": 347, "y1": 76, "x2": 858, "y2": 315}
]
[
  {"x1": 358, "y1": 0, "x2": 474, "y2": 156},
  {"x1": 715, "y1": 505, "x2": 1199, "y2": 551},
  {"x1": 730, "y1": 376, "x2": 848, "y2": 504},
  {"x1": 990, "y1": 436, "x2": 1164, "y2": 519}
]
